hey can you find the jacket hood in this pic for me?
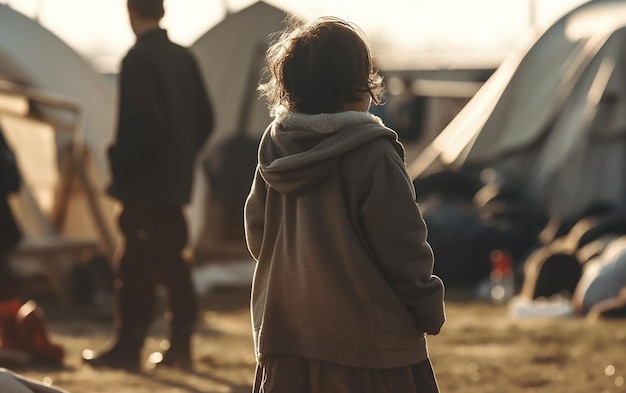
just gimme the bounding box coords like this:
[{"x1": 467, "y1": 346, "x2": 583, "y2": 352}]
[{"x1": 258, "y1": 107, "x2": 401, "y2": 194}]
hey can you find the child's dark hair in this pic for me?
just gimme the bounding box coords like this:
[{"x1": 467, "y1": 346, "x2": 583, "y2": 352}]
[
  {"x1": 259, "y1": 16, "x2": 384, "y2": 115},
  {"x1": 127, "y1": 0, "x2": 164, "y2": 19}
]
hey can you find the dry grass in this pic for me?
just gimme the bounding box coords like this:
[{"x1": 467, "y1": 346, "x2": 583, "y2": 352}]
[{"x1": 13, "y1": 288, "x2": 626, "y2": 393}]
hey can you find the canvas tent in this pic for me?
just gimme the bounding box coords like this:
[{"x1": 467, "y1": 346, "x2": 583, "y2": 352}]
[
  {"x1": 186, "y1": 1, "x2": 489, "y2": 262},
  {"x1": 188, "y1": 1, "x2": 290, "y2": 260},
  {"x1": 0, "y1": 4, "x2": 116, "y2": 177},
  {"x1": 0, "y1": 4, "x2": 117, "y2": 300},
  {"x1": 408, "y1": 0, "x2": 626, "y2": 222}
]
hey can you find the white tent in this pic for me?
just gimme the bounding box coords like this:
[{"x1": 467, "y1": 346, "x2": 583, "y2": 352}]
[
  {"x1": 0, "y1": 3, "x2": 118, "y2": 298},
  {"x1": 0, "y1": 4, "x2": 115, "y2": 176},
  {"x1": 409, "y1": 0, "x2": 626, "y2": 221},
  {"x1": 188, "y1": 1, "x2": 289, "y2": 259}
]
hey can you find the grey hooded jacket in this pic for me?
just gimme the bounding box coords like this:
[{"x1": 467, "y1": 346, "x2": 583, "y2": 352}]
[{"x1": 244, "y1": 109, "x2": 445, "y2": 368}]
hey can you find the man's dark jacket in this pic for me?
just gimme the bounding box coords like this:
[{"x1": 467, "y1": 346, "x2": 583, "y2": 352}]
[{"x1": 107, "y1": 28, "x2": 213, "y2": 206}]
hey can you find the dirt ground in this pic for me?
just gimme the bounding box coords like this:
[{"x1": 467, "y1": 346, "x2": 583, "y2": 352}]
[{"x1": 10, "y1": 287, "x2": 626, "y2": 393}]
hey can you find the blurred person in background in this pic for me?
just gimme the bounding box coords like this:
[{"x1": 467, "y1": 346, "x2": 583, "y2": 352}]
[
  {"x1": 0, "y1": 126, "x2": 22, "y2": 306},
  {"x1": 83, "y1": 0, "x2": 214, "y2": 372}
]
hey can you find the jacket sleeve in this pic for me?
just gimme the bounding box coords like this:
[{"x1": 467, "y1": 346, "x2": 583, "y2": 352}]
[
  {"x1": 360, "y1": 151, "x2": 445, "y2": 334},
  {"x1": 244, "y1": 166, "x2": 267, "y2": 260},
  {"x1": 108, "y1": 52, "x2": 166, "y2": 178}
]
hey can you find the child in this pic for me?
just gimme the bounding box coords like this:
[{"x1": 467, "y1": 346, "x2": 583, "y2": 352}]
[{"x1": 244, "y1": 16, "x2": 445, "y2": 392}]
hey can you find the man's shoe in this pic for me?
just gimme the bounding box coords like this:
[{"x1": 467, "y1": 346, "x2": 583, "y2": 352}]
[
  {"x1": 147, "y1": 349, "x2": 192, "y2": 371},
  {"x1": 82, "y1": 345, "x2": 140, "y2": 372}
]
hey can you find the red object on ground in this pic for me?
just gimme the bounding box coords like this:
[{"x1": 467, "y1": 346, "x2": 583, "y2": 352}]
[
  {"x1": 0, "y1": 299, "x2": 64, "y2": 365},
  {"x1": 490, "y1": 249, "x2": 513, "y2": 281},
  {"x1": 0, "y1": 298, "x2": 22, "y2": 350}
]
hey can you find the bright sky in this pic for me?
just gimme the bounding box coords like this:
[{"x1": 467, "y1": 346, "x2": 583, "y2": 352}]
[{"x1": 2, "y1": 0, "x2": 588, "y2": 72}]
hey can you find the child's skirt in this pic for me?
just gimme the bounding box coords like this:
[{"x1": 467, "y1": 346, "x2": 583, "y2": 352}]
[{"x1": 253, "y1": 354, "x2": 439, "y2": 393}]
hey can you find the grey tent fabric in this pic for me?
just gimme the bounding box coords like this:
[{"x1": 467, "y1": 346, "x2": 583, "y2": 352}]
[
  {"x1": 190, "y1": 2, "x2": 288, "y2": 152},
  {"x1": 527, "y1": 26, "x2": 626, "y2": 217}
]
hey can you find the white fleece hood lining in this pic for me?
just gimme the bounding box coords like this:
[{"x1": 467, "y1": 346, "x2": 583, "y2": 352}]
[{"x1": 274, "y1": 106, "x2": 384, "y2": 134}]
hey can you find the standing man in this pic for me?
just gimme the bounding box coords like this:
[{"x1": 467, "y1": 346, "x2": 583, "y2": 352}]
[{"x1": 83, "y1": 0, "x2": 213, "y2": 372}]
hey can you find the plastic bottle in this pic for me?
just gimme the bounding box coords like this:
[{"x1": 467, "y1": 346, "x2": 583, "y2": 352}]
[{"x1": 489, "y1": 249, "x2": 515, "y2": 303}]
